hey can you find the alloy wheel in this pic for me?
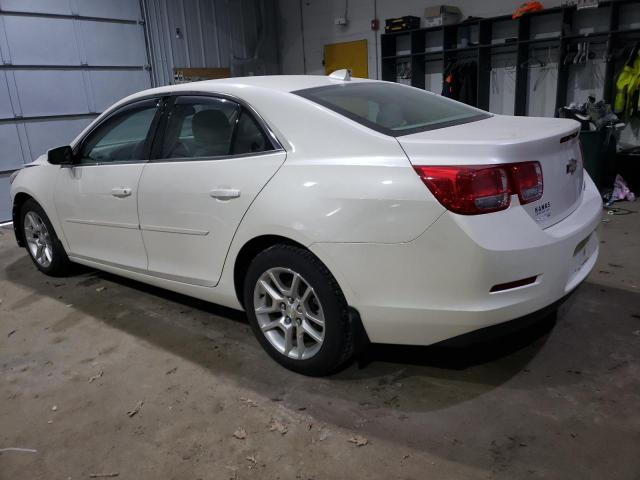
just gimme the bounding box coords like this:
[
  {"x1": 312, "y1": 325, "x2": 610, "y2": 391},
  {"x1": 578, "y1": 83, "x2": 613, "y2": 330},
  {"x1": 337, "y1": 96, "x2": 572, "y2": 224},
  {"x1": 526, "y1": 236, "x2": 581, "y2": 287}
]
[
  {"x1": 253, "y1": 267, "x2": 325, "y2": 360},
  {"x1": 24, "y1": 211, "x2": 53, "y2": 268}
]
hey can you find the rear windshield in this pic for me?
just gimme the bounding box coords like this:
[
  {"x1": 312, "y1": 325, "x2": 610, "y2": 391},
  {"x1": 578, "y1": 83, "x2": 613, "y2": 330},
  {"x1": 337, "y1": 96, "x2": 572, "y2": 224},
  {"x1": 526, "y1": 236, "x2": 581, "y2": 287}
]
[{"x1": 294, "y1": 82, "x2": 490, "y2": 137}]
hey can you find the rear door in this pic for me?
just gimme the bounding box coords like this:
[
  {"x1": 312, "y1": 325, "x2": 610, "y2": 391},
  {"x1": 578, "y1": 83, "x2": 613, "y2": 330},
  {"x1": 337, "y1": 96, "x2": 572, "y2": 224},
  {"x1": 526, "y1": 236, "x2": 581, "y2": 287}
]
[
  {"x1": 137, "y1": 95, "x2": 286, "y2": 287},
  {"x1": 54, "y1": 98, "x2": 160, "y2": 269}
]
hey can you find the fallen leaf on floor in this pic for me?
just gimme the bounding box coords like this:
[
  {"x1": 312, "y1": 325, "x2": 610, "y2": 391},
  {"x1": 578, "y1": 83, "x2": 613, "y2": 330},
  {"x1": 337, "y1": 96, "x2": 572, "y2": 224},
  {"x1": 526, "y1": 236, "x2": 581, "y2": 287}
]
[
  {"x1": 268, "y1": 418, "x2": 288, "y2": 435},
  {"x1": 239, "y1": 397, "x2": 258, "y2": 407},
  {"x1": 126, "y1": 401, "x2": 143, "y2": 418},
  {"x1": 246, "y1": 455, "x2": 257, "y2": 464},
  {"x1": 225, "y1": 466, "x2": 239, "y2": 480},
  {"x1": 348, "y1": 435, "x2": 369, "y2": 446},
  {"x1": 233, "y1": 428, "x2": 247, "y2": 440},
  {"x1": 7, "y1": 330, "x2": 16, "y2": 338},
  {"x1": 318, "y1": 428, "x2": 330, "y2": 441},
  {"x1": 88, "y1": 370, "x2": 103, "y2": 383}
]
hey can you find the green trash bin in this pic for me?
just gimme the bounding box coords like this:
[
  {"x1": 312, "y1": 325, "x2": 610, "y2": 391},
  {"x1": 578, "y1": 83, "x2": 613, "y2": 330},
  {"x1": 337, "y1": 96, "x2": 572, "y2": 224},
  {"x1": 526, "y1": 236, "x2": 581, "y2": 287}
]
[{"x1": 579, "y1": 129, "x2": 616, "y2": 191}]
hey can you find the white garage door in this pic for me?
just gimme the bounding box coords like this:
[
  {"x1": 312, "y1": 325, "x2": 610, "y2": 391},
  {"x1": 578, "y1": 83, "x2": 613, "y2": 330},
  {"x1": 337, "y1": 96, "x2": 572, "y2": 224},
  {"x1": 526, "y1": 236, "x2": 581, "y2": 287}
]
[{"x1": 0, "y1": 0, "x2": 152, "y2": 221}]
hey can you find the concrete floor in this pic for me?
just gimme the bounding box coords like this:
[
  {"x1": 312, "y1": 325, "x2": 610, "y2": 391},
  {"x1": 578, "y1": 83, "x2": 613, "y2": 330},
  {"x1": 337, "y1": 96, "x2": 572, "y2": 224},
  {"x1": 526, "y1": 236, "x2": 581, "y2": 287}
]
[{"x1": 1, "y1": 203, "x2": 639, "y2": 480}]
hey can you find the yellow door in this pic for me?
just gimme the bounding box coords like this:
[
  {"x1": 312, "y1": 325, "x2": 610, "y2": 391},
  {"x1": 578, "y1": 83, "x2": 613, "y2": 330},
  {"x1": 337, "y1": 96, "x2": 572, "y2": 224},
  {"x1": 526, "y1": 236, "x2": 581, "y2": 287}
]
[{"x1": 324, "y1": 39, "x2": 368, "y2": 78}]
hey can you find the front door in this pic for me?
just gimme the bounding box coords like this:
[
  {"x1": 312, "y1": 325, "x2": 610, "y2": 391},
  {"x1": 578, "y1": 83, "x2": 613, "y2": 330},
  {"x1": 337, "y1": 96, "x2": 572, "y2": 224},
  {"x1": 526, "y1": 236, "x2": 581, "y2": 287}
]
[
  {"x1": 137, "y1": 95, "x2": 286, "y2": 286},
  {"x1": 54, "y1": 98, "x2": 160, "y2": 269}
]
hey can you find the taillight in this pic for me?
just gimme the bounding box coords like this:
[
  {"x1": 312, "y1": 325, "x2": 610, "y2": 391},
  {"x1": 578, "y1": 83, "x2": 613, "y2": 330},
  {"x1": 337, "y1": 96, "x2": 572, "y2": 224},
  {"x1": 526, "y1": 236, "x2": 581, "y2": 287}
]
[
  {"x1": 510, "y1": 162, "x2": 543, "y2": 204},
  {"x1": 413, "y1": 161, "x2": 543, "y2": 215}
]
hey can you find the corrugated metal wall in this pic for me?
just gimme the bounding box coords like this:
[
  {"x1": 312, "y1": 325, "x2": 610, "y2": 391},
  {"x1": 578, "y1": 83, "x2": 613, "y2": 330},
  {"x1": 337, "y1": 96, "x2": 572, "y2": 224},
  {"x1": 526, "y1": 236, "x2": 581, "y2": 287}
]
[
  {"x1": 143, "y1": 0, "x2": 279, "y2": 85},
  {"x1": 0, "y1": 0, "x2": 278, "y2": 222},
  {"x1": 0, "y1": 0, "x2": 152, "y2": 221}
]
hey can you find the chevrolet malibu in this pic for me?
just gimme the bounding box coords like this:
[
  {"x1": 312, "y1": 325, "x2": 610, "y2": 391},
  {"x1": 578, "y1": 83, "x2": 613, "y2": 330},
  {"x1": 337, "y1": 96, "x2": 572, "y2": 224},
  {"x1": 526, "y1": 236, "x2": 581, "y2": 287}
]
[{"x1": 9, "y1": 73, "x2": 601, "y2": 375}]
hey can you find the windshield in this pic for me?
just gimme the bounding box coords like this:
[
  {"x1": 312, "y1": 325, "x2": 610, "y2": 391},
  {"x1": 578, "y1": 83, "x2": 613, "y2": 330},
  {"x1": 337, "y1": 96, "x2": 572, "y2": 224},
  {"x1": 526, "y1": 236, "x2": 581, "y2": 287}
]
[{"x1": 294, "y1": 82, "x2": 490, "y2": 136}]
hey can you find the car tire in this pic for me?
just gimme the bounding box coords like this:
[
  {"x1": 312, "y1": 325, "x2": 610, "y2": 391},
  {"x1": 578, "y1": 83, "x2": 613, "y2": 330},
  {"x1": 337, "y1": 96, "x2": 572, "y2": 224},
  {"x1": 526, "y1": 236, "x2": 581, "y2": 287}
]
[
  {"x1": 20, "y1": 199, "x2": 73, "y2": 277},
  {"x1": 244, "y1": 244, "x2": 354, "y2": 376}
]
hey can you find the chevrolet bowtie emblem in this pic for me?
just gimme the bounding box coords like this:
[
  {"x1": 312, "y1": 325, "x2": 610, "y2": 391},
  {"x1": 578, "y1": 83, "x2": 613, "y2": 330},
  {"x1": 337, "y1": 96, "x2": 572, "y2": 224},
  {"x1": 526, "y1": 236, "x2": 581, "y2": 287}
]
[{"x1": 566, "y1": 159, "x2": 578, "y2": 175}]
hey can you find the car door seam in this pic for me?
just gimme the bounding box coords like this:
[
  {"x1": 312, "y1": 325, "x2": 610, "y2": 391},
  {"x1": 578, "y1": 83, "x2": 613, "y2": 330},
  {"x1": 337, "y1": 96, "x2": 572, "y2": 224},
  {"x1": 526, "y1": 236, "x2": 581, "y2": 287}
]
[{"x1": 216, "y1": 151, "x2": 289, "y2": 284}]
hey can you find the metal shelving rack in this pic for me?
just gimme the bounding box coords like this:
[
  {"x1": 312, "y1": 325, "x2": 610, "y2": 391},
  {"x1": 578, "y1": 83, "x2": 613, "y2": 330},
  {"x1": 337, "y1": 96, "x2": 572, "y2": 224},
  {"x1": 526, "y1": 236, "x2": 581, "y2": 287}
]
[{"x1": 380, "y1": 0, "x2": 640, "y2": 116}]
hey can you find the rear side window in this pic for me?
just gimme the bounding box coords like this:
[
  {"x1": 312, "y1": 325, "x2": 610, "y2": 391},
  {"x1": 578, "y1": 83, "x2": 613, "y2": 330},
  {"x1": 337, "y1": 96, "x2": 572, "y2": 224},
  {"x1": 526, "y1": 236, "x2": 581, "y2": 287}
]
[
  {"x1": 153, "y1": 96, "x2": 275, "y2": 160},
  {"x1": 294, "y1": 82, "x2": 490, "y2": 136},
  {"x1": 232, "y1": 110, "x2": 272, "y2": 155},
  {"x1": 156, "y1": 96, "x2": 240, "y2": 159}
]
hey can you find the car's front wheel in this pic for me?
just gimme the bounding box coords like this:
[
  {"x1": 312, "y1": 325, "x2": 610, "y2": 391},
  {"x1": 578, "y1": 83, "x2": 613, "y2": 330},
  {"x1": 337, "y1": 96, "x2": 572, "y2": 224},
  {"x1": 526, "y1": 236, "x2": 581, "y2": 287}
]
[
  {"x1": 244, "y1": 244, "x2": 354, "y2": 376},
  {"x1": 20, "y1": 199, "x2": 73, "y2": 276}
]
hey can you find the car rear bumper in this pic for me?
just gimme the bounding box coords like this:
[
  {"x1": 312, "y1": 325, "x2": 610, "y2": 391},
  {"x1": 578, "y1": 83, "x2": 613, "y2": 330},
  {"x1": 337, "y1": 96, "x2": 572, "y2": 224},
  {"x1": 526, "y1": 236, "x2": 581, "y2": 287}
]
[{"x1": 311, "y1": 174, "x2": 602, "y2": 346}]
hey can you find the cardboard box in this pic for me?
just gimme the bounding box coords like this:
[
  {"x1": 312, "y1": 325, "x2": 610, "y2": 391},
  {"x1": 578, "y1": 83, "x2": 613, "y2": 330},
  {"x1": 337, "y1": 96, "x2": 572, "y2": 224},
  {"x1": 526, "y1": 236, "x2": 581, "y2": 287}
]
[{"x1": 424, "y1": 5, "x2": 462, "y2": 27}]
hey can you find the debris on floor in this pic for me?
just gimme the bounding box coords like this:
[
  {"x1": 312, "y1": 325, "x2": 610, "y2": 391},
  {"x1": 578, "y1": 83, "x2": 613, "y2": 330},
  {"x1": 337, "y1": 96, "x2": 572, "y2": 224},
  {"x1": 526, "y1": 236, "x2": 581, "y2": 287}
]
[
  {"x1": 239, "y1": 397, "x2": 258, "y2": 408},
  {"x1": 95, "y1": 287, "x2": 106, "y2": 293},
  {"x1": 0, "y1": 448, "x2": 38, "y2": 454},
  {"x1": 317, "y1": 427, "x2": 330, "y2": 441},
  {"x1": 126, "y1": 401, "x2": 143, "y2": 418},
  {"x1": 89, "y1": 473, "x2": 119, "y2": 478},
  {"x1": 225, "y1": 466, "x2": 239, "y2": 480},
  {"x1": 348, "y1": 435, "x2": 369, "y2": 446},
  {"x1": 88, "y1": 370, "x2": 103, "y2": 383},
  {"x1": 232, "y1": 428, "x2": 247, "y2": 440},
  {"x1": 268, "y1": 418, "x2": 288, "y2": 435}
]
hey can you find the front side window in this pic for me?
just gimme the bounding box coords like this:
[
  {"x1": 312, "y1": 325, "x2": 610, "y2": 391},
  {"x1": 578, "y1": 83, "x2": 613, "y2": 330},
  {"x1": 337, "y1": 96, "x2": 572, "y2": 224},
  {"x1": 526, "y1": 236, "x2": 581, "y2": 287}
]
[
  {"x1": 294, "y1": 82, "x2": 490, "y2": 136},
  {"x1": 79, "y1": 99, "x2": 158, "y2": 164}
]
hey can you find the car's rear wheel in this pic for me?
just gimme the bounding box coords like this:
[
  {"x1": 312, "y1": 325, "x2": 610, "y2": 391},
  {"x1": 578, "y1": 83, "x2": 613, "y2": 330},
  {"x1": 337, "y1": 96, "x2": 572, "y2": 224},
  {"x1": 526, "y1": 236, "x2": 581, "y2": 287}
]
[
  {"x1": 244, "y1": 244, "x2": 353, "y2": 376},
  {"x1": 21, "y1": 199, "x2": 73, "y2": 276}
]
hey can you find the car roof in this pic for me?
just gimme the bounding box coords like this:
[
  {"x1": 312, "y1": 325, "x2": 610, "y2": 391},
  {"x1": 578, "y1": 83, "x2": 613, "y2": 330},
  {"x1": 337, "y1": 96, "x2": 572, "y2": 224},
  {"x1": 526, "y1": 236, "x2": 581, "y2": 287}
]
[
  {"x1": 118, "y1": 75, "x2": 375, "y2": 103},
  {"x1": 214, "y1": 75, "x2": 375, "y2": 92}
]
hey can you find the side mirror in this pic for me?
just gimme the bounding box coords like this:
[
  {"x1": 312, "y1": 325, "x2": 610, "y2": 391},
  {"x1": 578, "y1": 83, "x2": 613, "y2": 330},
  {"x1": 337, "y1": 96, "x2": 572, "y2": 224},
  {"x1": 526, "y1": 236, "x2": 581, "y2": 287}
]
[{"x1": 47, "y1": 145, "x2": 75, "y2": 165}]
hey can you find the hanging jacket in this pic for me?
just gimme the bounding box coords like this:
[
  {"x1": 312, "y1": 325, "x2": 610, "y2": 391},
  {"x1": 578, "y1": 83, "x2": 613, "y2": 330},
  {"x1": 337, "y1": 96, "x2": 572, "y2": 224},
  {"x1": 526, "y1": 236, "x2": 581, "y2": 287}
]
[
  {"x1": 631, "y1": 55, "x2": 640, "y2": 118},
  {"x1": 442, "y1": 62, "x2": 477, "y2": 106},
  {"x1": 614, "y1": 65, "x2": 633, "y2": 114},
  {"x1": 615, "y1": 51, "x2": 640, "y2": 118}
]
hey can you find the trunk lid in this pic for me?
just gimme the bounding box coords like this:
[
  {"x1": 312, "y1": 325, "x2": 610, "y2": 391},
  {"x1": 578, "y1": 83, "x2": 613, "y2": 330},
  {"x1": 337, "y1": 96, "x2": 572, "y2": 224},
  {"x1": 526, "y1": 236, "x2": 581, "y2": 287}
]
[{"x1": 398, "y1": 115, "x2": 584, "y2": 229}]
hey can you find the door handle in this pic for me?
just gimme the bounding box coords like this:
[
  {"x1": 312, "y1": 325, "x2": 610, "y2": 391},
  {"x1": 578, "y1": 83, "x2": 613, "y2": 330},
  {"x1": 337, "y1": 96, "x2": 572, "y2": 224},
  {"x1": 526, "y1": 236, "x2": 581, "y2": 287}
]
[
  {"x1": 210, "y1": 188, "x2": 241, "y2": 200},
  {"x1": 111, "y1": 187, "x2": 132, "y2": 198}
]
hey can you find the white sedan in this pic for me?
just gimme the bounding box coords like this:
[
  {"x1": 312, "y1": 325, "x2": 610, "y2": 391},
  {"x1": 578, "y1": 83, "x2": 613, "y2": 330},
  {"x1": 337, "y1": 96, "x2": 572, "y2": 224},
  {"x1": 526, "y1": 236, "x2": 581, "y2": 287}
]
[{"x1": 9, "y1": 73, "x2": 601, "y2": 375}]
